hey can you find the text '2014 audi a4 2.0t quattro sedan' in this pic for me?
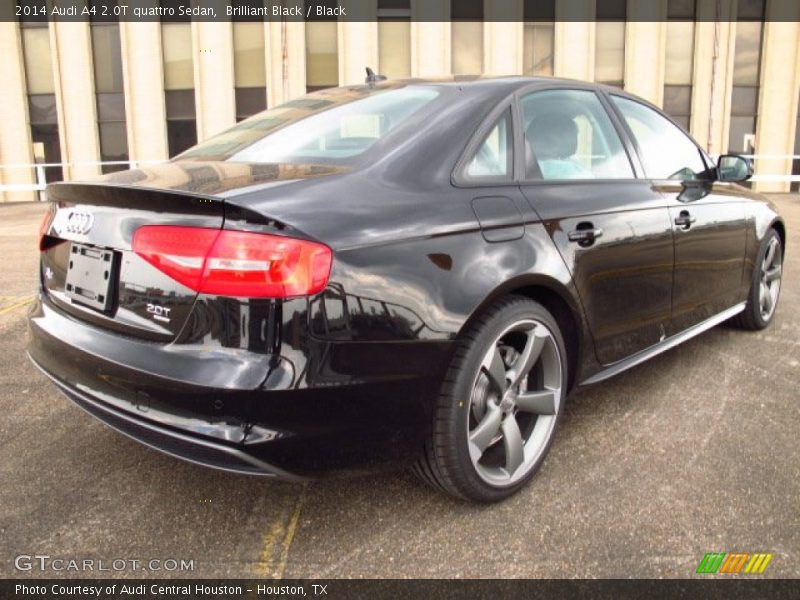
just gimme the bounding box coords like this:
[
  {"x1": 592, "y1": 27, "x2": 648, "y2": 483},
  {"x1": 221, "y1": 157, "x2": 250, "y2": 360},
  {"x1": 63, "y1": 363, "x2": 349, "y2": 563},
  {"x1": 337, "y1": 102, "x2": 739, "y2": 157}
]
[{"x1": 29, "y1": 77, "x2": 785, "y2": 502}]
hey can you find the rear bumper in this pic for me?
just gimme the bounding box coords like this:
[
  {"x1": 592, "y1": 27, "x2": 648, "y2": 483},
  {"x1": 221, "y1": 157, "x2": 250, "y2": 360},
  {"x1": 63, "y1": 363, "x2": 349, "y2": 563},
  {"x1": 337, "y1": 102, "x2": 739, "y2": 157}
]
[
  {"x1": 30, "y1": 359, "x2": 302, "y2": 479},
  {"x1": 27, "y1": 297, "x2": 453, "y2": 477}
]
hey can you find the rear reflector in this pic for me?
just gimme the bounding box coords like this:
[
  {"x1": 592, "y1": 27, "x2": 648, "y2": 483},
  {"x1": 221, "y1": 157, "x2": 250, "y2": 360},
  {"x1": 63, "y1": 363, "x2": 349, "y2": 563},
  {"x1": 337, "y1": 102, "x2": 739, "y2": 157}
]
[
  {"x1": 38, "y1": 208, "x2": 55, "y2": 251},
  {"x1": 132, "y1": 225, "x2": 332, "y2": 298}
]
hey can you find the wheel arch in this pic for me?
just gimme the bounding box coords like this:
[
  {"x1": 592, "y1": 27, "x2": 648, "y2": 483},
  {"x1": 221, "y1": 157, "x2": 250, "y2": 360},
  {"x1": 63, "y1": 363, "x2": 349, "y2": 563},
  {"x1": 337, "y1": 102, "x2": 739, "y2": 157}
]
[
  {"x1": 458, "y1": 275, "x2": 587, "y2": 392},
  {"x1": 770, "y1": 218, "x2": 786, "y2": 254}
]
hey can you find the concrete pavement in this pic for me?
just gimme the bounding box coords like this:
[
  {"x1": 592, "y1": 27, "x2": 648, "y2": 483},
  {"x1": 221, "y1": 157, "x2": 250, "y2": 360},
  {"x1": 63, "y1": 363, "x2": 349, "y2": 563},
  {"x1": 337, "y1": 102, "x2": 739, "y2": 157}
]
[{"x1": 1, "y1": 196, "x2": 798, "y2": 579}]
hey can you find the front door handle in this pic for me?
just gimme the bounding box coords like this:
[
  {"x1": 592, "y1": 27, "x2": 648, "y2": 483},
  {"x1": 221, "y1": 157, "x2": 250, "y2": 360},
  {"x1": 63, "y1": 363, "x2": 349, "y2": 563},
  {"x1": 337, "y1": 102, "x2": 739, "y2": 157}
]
[
  {"x1": 568, "y1": 224, "x2": 603, "y2": 246},
  {"x1": 674, "y1": 210, "x2": 696, "y2": 229}
]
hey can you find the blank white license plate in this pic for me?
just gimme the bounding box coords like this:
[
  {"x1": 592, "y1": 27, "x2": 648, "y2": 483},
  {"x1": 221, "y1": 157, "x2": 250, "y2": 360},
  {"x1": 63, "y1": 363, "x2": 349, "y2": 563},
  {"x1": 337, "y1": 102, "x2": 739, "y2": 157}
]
[{"x1": 64, "y1": 243, "x2": 115, "y2": 313}]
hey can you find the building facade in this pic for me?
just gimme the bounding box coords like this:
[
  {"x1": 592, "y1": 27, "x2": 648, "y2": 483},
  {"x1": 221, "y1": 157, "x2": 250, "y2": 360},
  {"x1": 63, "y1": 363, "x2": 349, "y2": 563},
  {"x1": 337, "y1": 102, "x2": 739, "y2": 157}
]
[{"x1": 1, "y1": 0, "x2": 800, "y2": 202}]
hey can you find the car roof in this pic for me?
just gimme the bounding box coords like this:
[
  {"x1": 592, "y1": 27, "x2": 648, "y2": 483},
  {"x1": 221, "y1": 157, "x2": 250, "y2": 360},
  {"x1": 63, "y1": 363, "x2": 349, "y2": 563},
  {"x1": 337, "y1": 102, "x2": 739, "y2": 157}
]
[
  {"x1": 346, "y1": 75, "x2": 564, "y2": 94},
  {"x1": 337, "y1": 75, "x2": 643, "y2": 104}
]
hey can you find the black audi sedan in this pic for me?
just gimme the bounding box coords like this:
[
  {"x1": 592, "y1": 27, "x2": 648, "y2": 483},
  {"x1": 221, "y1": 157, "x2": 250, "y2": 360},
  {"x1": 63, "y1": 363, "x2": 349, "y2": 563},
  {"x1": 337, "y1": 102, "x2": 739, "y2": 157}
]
[{"x1": 29, "y1": 77, "x2": 785, "y2": 502}]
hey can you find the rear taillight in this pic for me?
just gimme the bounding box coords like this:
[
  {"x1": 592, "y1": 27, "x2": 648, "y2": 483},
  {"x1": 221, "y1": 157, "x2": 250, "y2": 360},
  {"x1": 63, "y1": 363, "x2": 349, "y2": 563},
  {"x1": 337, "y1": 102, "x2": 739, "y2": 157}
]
[{"x1": 132, "y1": 225, "x2": 332, "y2": 298}]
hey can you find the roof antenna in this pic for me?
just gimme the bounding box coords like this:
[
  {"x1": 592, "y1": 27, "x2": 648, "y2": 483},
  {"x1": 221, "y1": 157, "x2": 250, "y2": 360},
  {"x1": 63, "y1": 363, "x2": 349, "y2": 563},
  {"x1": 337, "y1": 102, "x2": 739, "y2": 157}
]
[{"x1": 365, "y1": 67, "x2": 387, "y2": 85}]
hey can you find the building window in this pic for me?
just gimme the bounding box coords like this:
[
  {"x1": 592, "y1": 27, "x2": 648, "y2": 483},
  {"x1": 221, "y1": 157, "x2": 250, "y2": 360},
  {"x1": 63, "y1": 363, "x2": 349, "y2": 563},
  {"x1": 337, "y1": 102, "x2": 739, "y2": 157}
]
[
  {"x1": 161, "y1": 23, "x2": 193, "y2": 90},
  {"x1": 378, "y1": 0, "x2": 411, "y2": 79},
  {"x1": 20, "y1": 21, "x2": 63, "y2": 183},
  {"x1": 664, "y1": 0, "x2": 696, "y2": 131},
  {"x1": 728, "y1": 0, "x2": 765, "y2": 156},
  {"x1": 91, "y1": 16, "x2": 129, "y2": 173},
  {"x1": 233, "y1": 22, "x2": 267, "y2": 120},
  {"x1": 305, "y1": 1, "x2": 339, "y2": 92},
  {"x1": 523, "y1": 0, "x2": 554, "y2": 76},
  {"x1": 21, "y1": 24, "x2": 53, "y2": 95},
  {"x1": 451, "y1": 0, "x2": 483, "y2": 76},
  {"x1": 594, "y1": 0, "x2": 626, "y2": 87},
  {"x1": 161, "y1": 21, "x2": 197, "y2": 156}
]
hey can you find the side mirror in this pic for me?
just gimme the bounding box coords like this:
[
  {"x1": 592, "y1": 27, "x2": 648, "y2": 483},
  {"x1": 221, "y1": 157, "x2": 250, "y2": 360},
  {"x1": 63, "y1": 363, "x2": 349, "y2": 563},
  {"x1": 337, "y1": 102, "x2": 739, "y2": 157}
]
[{"x1": 717, "y1": 154, "x2": 753, "y2": 182}]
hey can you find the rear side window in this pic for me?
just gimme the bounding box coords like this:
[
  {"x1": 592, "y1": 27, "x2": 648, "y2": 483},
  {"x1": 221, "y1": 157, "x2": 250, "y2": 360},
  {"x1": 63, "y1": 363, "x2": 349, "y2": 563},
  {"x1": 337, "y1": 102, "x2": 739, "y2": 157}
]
[
  {"x1": 521, "y1": 89, "x2": 633, "y2": 180},
  {"x1": 464, "y1": 109, "x2": 514, "y2": 182},
  {"x1": 611, "y1": 96, "x2": 708, "y2": 180}
]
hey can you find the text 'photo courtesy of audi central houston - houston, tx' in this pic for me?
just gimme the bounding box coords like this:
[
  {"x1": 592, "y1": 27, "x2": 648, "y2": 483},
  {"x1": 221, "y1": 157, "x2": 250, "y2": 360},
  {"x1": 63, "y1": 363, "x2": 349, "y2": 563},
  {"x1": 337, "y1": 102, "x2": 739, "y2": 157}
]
[{"x1": 28, "y1": 75, "x2": 785, "y2": 502}]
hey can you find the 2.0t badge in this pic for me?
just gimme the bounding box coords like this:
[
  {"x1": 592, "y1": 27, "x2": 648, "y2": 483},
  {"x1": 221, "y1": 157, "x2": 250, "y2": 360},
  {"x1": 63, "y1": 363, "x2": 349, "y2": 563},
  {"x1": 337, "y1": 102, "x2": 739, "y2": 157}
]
[{"x1": 146, "y1": 303, "x2": 171, "y2": 323}]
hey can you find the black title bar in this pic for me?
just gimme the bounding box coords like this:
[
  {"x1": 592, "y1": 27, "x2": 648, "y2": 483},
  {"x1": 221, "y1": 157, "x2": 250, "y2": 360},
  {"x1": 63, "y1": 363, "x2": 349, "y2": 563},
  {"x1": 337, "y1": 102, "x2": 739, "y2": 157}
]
[
  {"x1": 3, "y1": 578, "x2": 799, "y2": 600},
  {"x1": 4, "y1": 0, "x2": 800, "y2": 23}
]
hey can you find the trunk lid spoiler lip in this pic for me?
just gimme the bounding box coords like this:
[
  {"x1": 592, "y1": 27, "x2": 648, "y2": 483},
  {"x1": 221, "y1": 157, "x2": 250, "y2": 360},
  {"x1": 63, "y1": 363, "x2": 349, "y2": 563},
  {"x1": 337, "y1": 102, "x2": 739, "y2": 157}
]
[
  {"x1": 47, "y1": 160, "x2": 352, "y2": 200},
  {"x1": 46, "y1": 175, "x2": 330, "y2": 246}
]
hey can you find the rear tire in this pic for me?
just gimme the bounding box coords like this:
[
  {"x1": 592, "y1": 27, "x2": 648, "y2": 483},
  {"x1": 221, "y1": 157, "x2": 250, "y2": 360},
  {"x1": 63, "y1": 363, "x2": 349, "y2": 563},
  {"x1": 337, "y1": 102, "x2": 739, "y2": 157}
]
[
  {"x1": 414, "y1": 296, "x2": 568, "y2": 502},
  {"x1": 732, "y1": 229, "x2": 782, "y2": 331}
]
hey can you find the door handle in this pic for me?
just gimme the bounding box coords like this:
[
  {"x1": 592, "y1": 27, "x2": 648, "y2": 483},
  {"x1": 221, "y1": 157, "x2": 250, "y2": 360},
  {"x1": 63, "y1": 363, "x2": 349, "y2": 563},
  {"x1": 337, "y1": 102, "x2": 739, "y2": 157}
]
[
  {"x1": 674, "y1": 210, "x2": 696, "y2": 229},
  {"x1": 568, "y1": 224, "x2": 603, "y2": 246}
]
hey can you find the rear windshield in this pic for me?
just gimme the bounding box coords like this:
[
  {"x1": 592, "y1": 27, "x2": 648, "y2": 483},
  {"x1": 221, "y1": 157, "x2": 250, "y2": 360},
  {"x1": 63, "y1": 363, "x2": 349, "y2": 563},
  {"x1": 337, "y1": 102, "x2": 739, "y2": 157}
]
[{"x1": 178, "y1": 86, "x2": 441, "y2": 165}]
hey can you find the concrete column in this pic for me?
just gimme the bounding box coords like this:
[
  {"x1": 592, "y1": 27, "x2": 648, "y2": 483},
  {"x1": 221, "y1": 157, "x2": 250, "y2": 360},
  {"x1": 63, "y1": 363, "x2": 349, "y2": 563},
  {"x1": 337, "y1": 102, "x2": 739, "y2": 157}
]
[
  {"x1": 483, "y1": 1, "x2": 523, "y2": 76},
  {"x1": 411, "y1": 1, "x2": 450, "y2": 77},
  {"x1": 753, "y1": 20, "x2": 800, "y2": 192},
  {"x1": 690, "y1": 0, "x2": 735, "y2": 155},
  {"x1": 553, "y1": 1, "x2": 594, "y2": 81},
  {"x1": 0, "y1": 22, "x2": 36, "y2": 203},
  {"x1": 338, "y1": 0, "x2": 378, "y2": 85},
  {"x1": 266, "y1": 20, "x2": 306, "y2": 106},
  {"x1": 752, "y1": 2, "x2": 800, "y2": 192},
  {"x1": 192, "y1": 20, "x2": 236, "y2": 141},
  {"x1": 119, "y1": 21, "x2": 169, "y2": 163},
  {"x1": 338, "y1": 21, "x2": 379, "y2": 85},
  {"x1": 624, "y1": 1, "x2": 667, "y2": 106},
  {"x1": 50, "y1": 20, "x2": 101, "y2": 181}
]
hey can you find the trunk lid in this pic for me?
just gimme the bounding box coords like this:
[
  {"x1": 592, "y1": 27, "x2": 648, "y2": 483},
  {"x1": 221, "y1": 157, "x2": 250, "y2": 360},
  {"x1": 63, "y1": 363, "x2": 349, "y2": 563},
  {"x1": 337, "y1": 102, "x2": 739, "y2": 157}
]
[
  {"x1": 40, "y1": 161, "x2": 346, "y2": 341},
  {"x1": 41, "y1": 182, "x2": 225, "y2": 342}
]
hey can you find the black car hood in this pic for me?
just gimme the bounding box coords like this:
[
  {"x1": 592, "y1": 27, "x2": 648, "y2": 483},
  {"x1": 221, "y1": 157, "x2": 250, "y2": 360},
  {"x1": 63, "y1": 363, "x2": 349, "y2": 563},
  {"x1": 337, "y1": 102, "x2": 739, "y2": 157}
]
[{"x1": 91, "y1": 160, "x2": 350, "y2": 198}]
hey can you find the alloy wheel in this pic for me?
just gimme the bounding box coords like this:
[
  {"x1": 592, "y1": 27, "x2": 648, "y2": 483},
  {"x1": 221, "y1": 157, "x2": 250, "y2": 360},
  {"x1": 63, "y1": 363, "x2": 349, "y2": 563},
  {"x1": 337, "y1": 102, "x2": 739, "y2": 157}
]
[
  {"x1": 467, "y1": 319, "x2": 563, "y2": 486},
  {"x1": 759, "y1": 236, "x2": 782, "y2": 321}
]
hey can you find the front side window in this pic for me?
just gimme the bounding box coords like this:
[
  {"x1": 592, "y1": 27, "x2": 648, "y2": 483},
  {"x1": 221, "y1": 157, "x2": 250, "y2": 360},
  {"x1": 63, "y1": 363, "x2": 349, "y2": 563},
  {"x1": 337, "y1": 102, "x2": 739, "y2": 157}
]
[
  {"x1": 464, "y1": 109, "x2": 513, "y2": 181},
  {"x1": 180, "y1": 86, "x2": 441, "y2": 164},
  {"x1": 611, "y1": 95, "x2": 708, "y2": 180},
  {"x1": 521, "y1": 89, "x2": 633, "y2": 180}
]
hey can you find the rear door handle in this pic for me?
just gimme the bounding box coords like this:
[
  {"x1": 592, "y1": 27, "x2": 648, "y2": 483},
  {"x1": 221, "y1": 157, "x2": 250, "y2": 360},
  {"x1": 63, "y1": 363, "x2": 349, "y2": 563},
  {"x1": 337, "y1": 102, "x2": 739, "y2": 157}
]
[
  {"x1": 674, "y1": 211, "x2": 696, "y2": 229},
  {"x1": 568, "y1": 224, "x2": 603, "y2": 245}
]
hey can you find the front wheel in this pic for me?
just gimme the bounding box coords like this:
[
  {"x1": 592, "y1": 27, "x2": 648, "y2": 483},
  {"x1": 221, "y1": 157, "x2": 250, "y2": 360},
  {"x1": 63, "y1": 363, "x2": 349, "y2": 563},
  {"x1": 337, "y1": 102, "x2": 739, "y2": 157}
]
[
  {"x1": 414, "y1": 296, "x2": 568, "y2": 502},
  {"x1": 732, "y1": 229, "x2": 783, "y2": 330}
]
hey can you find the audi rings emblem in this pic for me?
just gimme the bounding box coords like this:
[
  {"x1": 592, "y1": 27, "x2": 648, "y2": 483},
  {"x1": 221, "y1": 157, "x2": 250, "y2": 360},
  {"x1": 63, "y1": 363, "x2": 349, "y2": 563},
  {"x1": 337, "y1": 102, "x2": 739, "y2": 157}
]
[{"x1": 64, "y1": 211, "x2": 94, "y2": 235}]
